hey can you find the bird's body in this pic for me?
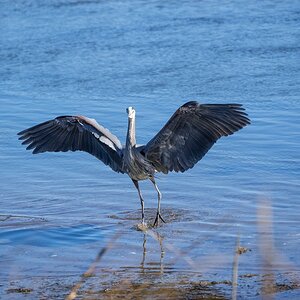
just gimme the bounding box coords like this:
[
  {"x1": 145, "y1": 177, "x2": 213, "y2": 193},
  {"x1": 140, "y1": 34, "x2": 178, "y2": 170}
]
[
  {"x1": 18, "y1": 101, "x2": 250, "y2": 226},
  {"x1": 123, "y1": 148, "x2": 155, "y2": 181}
]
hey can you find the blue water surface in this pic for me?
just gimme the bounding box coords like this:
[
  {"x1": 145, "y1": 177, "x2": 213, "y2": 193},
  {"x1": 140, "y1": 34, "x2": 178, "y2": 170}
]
[{"x1": 0, "y1": 0, "x2": 299, "y2": 298}]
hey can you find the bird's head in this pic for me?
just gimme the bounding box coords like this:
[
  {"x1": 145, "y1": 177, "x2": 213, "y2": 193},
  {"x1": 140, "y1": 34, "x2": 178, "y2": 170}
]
[{"x1": 126, "y1": 106, "x2": 136, "y2": 119}]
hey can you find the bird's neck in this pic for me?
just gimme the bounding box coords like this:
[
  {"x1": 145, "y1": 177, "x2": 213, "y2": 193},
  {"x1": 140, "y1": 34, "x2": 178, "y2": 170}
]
[{"x1": 126, "y1": 116, "x2": 136, "y2": 149}]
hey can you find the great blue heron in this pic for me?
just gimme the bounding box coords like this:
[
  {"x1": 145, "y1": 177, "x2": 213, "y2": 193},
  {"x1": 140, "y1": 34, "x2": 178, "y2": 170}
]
[{"x1": 18, "y1": 101, "x2": 250, "y2": 227}]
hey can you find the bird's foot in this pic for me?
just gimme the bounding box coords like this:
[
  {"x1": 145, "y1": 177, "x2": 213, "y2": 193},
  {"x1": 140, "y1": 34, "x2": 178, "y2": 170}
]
[
  {"x1": 136, "y1": 223, "x2": 148, "y2": 231},
  {"x1": 153, "y1": 212, "x2": 166, "y2": 227},
  {"x1": 136, "y1": 222, "x2": 148, "y2": 232}
]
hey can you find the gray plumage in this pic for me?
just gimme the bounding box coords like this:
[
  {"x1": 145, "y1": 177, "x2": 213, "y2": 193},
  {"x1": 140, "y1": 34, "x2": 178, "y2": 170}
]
[{"x1": 18, "y1": 101, "x2": 250, "y2": 226}]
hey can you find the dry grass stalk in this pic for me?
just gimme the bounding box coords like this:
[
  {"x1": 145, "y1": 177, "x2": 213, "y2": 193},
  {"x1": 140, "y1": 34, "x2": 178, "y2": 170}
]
[
  {"x1": 231, "y1": 235, "x2": 240, "y2": 300},
  {"x1": 257, "y1": 198, "x2": 275, "y2": 300},
  {"x1": 65, "y1": 231, "x2": 122, "y2": 300}
]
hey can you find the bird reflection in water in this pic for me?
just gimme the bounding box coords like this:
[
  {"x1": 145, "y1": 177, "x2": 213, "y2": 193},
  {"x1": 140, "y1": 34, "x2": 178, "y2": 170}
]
[{"x1": 140, "y1": 231, "x2": 165, "y2": 276}]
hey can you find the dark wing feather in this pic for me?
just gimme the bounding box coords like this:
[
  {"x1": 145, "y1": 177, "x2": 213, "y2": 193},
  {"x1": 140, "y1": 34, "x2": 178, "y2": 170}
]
[
  {"x1": 18, "y1": 115, "x2": 124, "y2": 173},
  {"x1": 143, "y1": 101, "x2": 250, "y2": 174}
]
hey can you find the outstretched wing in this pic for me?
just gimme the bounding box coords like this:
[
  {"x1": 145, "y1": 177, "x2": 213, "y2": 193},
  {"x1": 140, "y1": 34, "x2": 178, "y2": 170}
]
[
  {"x1": 142, "y1": 101, "x2": 250, "y2": 174},
  {"x1": 18, "y1": 115, "x2": 124, "y2": 173}
]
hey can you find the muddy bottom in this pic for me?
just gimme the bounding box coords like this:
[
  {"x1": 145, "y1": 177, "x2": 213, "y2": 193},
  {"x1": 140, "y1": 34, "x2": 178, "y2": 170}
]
[{"x1": 5, "y1": 270, "x2": 300, "y2": 300}]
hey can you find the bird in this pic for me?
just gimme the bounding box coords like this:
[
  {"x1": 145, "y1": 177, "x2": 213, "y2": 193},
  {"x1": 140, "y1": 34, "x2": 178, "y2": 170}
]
[{"x1": 18, "y1": 101, "x2": 250, "y2": 227}]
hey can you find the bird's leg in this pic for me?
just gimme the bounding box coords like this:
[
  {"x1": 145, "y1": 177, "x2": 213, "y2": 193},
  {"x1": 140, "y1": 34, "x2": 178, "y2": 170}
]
[
  {"x1": 132, "y1": 179, "x2": 145, "y2": 225},
  {"x1": 150, "y1": 177, "x2": 166, "y2": 227}
]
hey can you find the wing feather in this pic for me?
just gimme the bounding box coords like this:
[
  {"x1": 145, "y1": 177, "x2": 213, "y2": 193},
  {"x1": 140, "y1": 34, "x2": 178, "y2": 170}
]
[
  {"x1": 143, "y1": 101, "x2": 250, "y2": 173},
  {"x1": 18, "y1": 116, "x2": 124, "y2": 173}
]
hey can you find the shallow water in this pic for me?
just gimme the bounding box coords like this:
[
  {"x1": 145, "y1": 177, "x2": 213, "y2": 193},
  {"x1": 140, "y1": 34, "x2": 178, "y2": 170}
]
[{"x1": 1, "y1": 0, "x2": 300, "y2": 298}]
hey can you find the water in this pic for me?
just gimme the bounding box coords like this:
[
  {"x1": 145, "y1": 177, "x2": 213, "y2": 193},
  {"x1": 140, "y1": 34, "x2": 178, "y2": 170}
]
[{"x1": 1, "y1": 0, "x2": 299, "y2": 298}]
